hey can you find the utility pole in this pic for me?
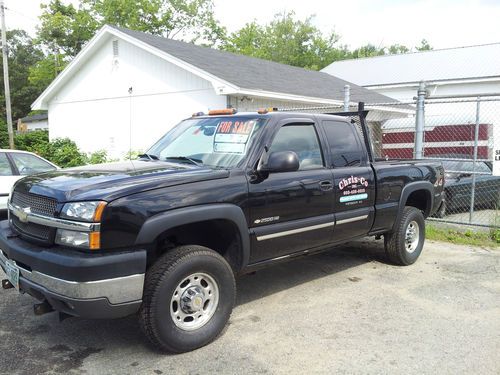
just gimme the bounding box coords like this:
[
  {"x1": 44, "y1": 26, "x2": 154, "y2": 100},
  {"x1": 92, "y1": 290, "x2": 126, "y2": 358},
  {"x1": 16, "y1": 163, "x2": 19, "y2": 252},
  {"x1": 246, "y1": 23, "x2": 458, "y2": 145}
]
[{"x1": 0, "y1": 0, "x2": 14, "y2": 149}]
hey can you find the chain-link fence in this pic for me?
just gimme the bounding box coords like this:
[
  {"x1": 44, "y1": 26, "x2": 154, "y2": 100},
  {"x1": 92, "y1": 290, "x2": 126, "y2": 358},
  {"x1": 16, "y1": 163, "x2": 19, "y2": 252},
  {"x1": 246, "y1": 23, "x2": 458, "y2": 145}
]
[{"x1": 280, "y1": 92, "x2": 500, "y2": 228}]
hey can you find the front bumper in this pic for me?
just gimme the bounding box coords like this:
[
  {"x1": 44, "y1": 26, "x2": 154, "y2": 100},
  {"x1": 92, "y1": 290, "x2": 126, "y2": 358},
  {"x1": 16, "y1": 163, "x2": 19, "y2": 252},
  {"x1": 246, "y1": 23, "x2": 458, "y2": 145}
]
[{"x1": 0, "y1": 220, "x2": 146, "y2": 319}]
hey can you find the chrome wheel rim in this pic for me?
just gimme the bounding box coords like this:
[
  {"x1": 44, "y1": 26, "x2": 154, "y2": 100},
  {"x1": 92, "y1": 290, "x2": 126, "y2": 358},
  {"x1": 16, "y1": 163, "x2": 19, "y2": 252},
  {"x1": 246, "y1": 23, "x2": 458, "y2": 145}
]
[
  {"x1": 405, "y1": 220, "x2": 420, "y2": 253},
  {"x1": 170, "y1": 272, "x2": 219, "y2": 331}
]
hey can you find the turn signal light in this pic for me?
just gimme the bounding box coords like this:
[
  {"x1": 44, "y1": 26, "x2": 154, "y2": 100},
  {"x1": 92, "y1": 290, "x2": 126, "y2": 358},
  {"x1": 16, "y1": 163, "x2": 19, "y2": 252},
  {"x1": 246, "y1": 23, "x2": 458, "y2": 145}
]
[
  {"x1": 93, "y1": 202, "x2": 107, "y2": 222},
  {"x1": 89, "y1": 232, "x2": 101, "y2": 250}
]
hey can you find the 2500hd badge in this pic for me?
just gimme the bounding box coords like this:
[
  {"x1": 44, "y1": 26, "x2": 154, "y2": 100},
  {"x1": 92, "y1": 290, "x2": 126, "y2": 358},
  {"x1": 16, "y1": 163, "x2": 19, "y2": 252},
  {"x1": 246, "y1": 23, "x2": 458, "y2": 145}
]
[{"x1": 0, "y1": 109, "x2": 444, "y2": 353}]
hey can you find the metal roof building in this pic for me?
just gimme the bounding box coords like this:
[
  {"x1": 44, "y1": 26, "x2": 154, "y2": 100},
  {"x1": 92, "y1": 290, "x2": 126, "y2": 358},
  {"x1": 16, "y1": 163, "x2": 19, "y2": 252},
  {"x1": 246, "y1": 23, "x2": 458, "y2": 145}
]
[{"x1": 321, "y1": 42, "x2": 500, "y2": 101}]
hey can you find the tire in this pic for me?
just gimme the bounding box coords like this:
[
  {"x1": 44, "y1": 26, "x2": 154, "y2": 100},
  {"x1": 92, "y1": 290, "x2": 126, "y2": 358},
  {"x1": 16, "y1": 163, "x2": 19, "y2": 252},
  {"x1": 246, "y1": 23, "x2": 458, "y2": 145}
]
[
  {"x1": 139, "y1": 245, "x2": 236, "y2": 353},
  {"x1": 384, "y1": 206, "x2": 425, "y2": 266}
]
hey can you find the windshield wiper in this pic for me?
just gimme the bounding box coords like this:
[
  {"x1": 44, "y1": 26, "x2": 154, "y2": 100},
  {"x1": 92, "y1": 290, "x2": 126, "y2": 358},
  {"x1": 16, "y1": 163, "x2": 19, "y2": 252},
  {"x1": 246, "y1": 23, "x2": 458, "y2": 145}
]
[
  {"x1": 165, "y1": 156, "x2": 203, "y2": 166},
  {"x1": 137, "y1": 153, "x2": 159, "y2": 161}
]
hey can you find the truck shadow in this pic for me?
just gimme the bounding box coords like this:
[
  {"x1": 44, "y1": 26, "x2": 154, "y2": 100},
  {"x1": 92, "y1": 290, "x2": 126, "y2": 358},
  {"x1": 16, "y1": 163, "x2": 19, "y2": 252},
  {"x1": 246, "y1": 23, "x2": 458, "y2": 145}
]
[
  {"x1": 0, "y1": 238, "x2": 389, "y2": 371},
  {"x1": 235, "y1": 238, "x2": 387, "y2": 306}
]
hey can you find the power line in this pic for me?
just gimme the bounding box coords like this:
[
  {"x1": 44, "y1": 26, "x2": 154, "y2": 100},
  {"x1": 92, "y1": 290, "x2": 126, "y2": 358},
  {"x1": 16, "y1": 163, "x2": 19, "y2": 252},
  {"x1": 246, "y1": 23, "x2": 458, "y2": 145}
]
[{"x1": 5, "y1": 6, "x2": 39, "y2": 24}]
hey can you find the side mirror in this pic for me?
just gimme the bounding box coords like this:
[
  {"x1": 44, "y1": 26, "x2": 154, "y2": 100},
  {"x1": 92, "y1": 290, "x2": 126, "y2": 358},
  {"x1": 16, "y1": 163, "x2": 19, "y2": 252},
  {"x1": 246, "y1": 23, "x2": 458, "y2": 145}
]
[{"x1": 259, "y1": 151, "x2": 299, "y2": 174}]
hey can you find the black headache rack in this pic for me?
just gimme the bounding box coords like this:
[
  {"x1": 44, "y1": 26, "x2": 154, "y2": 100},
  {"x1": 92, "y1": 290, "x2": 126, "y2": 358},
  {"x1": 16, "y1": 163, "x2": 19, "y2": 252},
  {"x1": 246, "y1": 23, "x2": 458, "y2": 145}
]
[{"x1": 325, "y1": 102, "x2": 374, "y2": 163}]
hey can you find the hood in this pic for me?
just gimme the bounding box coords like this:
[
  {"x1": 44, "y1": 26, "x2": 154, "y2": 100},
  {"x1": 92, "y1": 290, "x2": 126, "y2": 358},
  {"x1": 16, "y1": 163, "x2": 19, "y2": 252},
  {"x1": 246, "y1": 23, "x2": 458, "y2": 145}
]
[{"x1": 13, "y1": 160, "x2": 229, "y2": 202}]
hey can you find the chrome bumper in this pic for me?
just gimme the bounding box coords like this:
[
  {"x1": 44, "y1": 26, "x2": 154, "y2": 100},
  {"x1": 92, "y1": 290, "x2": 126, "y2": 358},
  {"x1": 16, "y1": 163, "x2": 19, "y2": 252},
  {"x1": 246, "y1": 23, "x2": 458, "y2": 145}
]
[{"x1": 0, "y1": 249, "x2": 144, "y2": 304}]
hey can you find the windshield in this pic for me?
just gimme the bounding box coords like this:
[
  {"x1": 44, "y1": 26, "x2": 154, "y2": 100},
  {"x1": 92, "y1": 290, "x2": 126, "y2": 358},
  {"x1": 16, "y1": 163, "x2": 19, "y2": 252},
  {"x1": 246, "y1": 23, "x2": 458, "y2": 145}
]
[{"x1": 147, "y1": 116, "x2": 267, "y2": 168}]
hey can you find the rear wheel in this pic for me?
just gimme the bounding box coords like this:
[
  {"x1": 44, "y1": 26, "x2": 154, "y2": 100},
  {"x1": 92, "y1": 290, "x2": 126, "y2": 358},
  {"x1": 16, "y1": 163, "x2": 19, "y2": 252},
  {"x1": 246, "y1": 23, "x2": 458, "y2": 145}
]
[
  {"x1": 384, "y1": 206, "x2": 425, "y2": 266},
  {"x1": 139, "y1": 245, "x2": 236, "y2": 353}
]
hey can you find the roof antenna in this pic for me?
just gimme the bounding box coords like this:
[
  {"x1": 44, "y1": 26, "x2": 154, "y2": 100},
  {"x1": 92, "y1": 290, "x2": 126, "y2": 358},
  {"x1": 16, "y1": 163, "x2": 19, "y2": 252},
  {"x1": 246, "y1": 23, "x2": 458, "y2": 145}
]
[{"x1": 128, "y1": 86, "x2": 133, "y2": 164}]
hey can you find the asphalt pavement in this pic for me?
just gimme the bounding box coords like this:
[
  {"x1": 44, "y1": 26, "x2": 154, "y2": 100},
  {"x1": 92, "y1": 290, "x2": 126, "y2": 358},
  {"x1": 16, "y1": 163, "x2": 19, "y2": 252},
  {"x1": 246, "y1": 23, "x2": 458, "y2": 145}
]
[{"x1": 0, "y1": 238, "x2": 498, "y2": 375}]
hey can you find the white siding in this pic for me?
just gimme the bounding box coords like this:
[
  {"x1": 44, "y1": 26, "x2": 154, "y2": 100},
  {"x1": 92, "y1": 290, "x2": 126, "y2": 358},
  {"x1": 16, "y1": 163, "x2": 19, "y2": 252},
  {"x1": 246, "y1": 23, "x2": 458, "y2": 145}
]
[
  {"x1": 26, "y1": 120, "x2": 48, "y2": 131},
  {"x1": 48, "y1": 36, "x2": 226, "y2": 159}
]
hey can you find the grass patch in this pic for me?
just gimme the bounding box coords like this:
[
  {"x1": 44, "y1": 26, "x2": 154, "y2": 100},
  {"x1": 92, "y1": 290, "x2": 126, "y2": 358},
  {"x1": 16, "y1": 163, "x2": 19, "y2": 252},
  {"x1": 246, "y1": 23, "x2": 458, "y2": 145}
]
[{"x1": 426, "y1": 224, "x2": 500, "y2": 247}]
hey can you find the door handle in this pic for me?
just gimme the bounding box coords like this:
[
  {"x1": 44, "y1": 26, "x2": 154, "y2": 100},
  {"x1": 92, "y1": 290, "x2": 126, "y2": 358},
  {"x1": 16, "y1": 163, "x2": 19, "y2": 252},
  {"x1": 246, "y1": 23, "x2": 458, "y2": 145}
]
[{"x1": 319, "y1": 180, "x2": 333, "y2": 191}]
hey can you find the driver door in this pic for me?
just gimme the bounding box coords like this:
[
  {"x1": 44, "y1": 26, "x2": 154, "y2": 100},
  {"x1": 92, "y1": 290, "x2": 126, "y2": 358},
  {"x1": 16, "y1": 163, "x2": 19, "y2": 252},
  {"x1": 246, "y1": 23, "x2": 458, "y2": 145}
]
[{"x1": 247, "y1": 121, "x2": 335, "y2": 263}]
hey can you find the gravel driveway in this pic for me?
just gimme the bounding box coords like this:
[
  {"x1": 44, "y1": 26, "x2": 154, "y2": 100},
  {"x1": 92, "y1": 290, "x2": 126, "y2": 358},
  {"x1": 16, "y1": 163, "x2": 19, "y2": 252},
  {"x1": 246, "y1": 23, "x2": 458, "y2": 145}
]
[{"x1": 0, "y1": 238, "x2": 498, "y2": 375}]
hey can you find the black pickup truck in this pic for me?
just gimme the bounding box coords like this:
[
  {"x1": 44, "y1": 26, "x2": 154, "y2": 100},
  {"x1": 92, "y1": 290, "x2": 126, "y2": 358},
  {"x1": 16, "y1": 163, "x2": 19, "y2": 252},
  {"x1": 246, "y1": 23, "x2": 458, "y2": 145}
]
[{"x1": 0, "y1": 108, "x2": 444, "y2": 353}]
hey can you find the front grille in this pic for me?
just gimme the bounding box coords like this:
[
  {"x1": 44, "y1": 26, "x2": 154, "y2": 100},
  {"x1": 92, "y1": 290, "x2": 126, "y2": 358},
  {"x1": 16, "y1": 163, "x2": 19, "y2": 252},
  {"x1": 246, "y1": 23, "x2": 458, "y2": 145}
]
[
  {"x1": 11, "y1": 191, "x2": 58, "y2": 217},
  {"x1": 10, "y1": 191, "x2": 58, "y2": 244},
  {"x1": 11, "y1": 215, "x2": 52, "y2": 241}
]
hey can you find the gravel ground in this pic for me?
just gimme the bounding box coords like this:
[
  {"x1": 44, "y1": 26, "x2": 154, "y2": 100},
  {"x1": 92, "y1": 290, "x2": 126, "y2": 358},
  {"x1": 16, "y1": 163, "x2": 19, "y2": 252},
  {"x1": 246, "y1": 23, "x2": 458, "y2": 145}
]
[{"x1": 0, "y1": 238, "x2": 498, "y2": 375}]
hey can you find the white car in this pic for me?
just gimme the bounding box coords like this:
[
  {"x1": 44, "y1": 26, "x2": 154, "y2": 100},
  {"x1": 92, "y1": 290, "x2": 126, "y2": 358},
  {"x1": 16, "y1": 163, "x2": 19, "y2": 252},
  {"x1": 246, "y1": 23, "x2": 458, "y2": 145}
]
[{"x1": 0, "y1": 149, "x2": 58, "y2": 211}]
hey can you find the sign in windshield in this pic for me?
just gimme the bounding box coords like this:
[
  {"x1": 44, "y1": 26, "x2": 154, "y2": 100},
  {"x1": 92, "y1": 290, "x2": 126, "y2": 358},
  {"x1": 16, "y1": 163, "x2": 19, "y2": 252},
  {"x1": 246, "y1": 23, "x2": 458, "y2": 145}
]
[
  {"x1": 147, "y1": 117, "x2": 266, "y2": 168},
  {"x1": 213, "y1": 119, "x2": 257, "y2": 154}
]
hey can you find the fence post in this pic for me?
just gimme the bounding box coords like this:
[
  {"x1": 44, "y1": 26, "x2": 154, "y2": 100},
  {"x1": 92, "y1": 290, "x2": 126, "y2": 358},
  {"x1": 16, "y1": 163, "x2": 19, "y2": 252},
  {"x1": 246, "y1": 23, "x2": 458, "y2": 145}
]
[
  {"x1": 469, "y1": 96, "x2": 481, "y2": 224},
  {"x1": 414, "y1": 81, "x2": 426, "y2": 159},
  {"x1": 343, "y1": 85, "x2": 350, "y2": 112}
]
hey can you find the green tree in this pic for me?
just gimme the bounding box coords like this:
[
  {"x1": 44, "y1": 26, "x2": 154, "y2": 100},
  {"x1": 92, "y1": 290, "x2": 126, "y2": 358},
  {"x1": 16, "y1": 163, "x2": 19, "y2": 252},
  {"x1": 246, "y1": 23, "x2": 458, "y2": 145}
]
[
  {"x1": 349, "y1": 44, "x2": 386, "y2": 58},
  {"x1": 0, "y1": 30, "x2": 44, "y2": 121},
  {"x1": 37, "y1": 0, "x2": 99, "y2": 57},
  {"x1": 416, "y1": 39, "x2": 433, "y2": 51},
  {"x1": 28, "y1": 53, "x2": 66, "y2": 94},
  {"x1": 36, "y1": 0, "x2": 226, "y2": 58},
  {"x1": 223, "y1": 12, "x2": 348, "y2": 70},
  {"x1": 88, "y1": 0, "x2": 225, "y2": 45},
  {"x1": 387, "y1": 44, "x2": 410, "y2": 54}
]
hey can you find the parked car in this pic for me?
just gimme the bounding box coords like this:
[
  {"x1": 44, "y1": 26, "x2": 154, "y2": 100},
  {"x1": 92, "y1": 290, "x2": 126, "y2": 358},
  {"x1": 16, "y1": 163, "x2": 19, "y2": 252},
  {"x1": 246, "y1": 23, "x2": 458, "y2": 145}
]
[
  {"x1": 434, "y1": 159, "x2": 500, "y2": 217},
  {"x1": 0, "y1": 109, "x2": 444, "y2": 353},
  {"x1": 0, "y1": 150, "x2": 58, "y2": 212}
]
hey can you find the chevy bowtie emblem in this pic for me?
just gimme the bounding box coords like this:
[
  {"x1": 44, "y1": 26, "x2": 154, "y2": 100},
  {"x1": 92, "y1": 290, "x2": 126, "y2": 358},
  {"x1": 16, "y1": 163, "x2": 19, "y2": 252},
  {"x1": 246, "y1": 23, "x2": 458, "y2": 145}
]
[{"x1": 18, "y1": 207, "x2": 31, "y2": 223}]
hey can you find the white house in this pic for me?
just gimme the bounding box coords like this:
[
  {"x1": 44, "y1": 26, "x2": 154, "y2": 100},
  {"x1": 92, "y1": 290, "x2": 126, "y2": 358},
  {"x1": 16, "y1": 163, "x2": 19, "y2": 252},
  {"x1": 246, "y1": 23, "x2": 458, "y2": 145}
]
[
  {"x1": 17, "y1": 113, "x2": 49, "y2": 132},
  {"x1": 32, "y1": 25, "x2": 405, "y2": 159}
]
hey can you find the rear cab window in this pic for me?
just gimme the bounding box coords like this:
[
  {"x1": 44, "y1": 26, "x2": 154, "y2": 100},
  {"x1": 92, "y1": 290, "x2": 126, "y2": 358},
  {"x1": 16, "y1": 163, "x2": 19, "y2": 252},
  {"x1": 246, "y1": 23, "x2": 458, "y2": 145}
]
[{"x1": 321, "y1": 120, "x2": 364, "y2": 168}]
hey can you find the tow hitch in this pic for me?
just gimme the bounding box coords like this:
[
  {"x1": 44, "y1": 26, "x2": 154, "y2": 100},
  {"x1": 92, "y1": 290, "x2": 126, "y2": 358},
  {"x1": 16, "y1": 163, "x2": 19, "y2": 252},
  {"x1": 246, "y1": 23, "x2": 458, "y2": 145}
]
[
  {"x1": 33, "y1": 300, "x2": 54, "y2": 316},
  {"x1": 2, "y1": 279, "x2": 14, "y2": 289}
]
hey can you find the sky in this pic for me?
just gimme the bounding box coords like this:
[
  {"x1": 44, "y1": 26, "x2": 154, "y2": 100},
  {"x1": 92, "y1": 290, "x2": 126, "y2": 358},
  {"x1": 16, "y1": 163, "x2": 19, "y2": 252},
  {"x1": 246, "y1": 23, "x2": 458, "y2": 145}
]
[{"x1": 3, "y1": 0, "x2": 500, "y2": 50}]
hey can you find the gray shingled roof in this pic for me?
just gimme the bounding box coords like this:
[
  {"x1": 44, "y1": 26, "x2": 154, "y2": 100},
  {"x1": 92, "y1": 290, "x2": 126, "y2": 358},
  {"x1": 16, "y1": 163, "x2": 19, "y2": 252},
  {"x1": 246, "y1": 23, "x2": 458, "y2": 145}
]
[
  {"x1": 20, "y1": 113, "x2": 48, "y2": 123},
  {"x1": 111, "y1": 26, "x2": 398, "y2": 104}
]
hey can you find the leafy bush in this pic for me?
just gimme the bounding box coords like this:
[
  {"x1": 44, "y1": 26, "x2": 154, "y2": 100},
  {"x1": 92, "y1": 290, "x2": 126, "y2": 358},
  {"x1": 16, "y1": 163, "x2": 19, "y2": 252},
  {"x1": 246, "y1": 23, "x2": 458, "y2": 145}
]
[
  {"x1": 14, "y1": 129, "x2": 49, "y2": 154},
  {"x1": 86, "y1": 150, "x2": 108, "y2": 165},
  {"x1": 0, "y1": 125, "x2": 111, "y2": 168},
  {"x1": 44, "y1": 138, "x2": 88, "y2": 167},
  {"x1": 0, "y1": 120, "x2": 9, "y2": 148},
  {"x1": 124, "y1": 150, "x2": 143, "y2": 160}
]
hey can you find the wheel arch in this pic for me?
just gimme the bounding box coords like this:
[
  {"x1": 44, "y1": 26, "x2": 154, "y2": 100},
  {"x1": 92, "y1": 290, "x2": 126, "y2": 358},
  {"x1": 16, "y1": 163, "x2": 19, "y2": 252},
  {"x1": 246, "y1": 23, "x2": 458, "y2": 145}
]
[
  {"x1": 392, "y1": 181, "x2": 434, "y2": 232},
  {"x1": 135, "y1": 204, "x2": 250, "y2": 272}
]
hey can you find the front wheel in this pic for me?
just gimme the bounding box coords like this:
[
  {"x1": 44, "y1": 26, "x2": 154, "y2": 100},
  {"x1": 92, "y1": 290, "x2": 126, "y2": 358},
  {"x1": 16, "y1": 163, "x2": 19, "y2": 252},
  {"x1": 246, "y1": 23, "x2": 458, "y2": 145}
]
[
  {"x1": 384, "y1": 206, "x2": 425, "y2": 266},
  {"x1": 139, "y1": 245, "x2": 236, "y2": 353}
]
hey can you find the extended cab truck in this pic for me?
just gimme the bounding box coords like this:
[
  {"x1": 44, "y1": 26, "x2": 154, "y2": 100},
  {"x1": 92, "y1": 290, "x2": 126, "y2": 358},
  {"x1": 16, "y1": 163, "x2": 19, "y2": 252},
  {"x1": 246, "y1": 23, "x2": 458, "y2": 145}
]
[{"x1": 0, "y1": 109, "x2": 444, "y2": 353}]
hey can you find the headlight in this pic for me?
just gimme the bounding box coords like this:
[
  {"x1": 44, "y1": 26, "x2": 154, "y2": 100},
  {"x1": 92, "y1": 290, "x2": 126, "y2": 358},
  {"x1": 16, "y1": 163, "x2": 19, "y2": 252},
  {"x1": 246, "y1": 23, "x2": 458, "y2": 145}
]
[
  {"x1": 60, "y1": 201, "x2": 107, "y2": 222},
  {"x1": 55, "y1": 229, "x2": 100, "y2": 250}
]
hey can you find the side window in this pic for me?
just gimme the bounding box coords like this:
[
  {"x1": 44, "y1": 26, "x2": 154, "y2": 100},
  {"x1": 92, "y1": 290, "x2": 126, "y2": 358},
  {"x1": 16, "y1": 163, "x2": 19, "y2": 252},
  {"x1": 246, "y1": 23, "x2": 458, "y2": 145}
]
[
  {"x1": 0, "y1": 153, "x2": 13, "y2": 176},
  {"x1": 269, "y1": 124, "x2": 324, "y2": 170},
  {"x1": 10, "y1": 153, "x2": 55, "y2": 175},
  {"x1": 322, "y1": 120, "x2": 362, "y2": 168}
]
